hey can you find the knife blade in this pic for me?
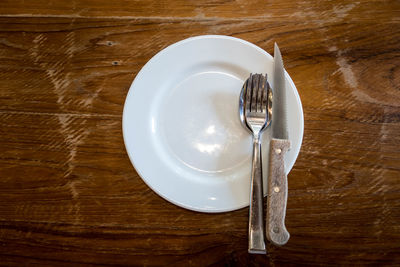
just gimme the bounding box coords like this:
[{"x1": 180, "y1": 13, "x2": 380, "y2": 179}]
[{"x1": 266, "y1": 43, "x2": 291, "y2": 246}]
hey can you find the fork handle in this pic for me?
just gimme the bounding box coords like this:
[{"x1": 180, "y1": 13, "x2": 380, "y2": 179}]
[
  {"x1": 248, "y1": 134, "x2": 266, "y2": 254},
  {"x1": 266, "y1": 138, "x2": 290, "y2": 246}
]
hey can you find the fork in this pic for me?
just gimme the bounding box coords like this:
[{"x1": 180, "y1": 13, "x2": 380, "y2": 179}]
[{"x1": 239, "y1": 73, "x2": 272, "y2": 254}]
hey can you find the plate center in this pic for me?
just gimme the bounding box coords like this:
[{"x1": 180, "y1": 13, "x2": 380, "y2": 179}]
[{"x1": 158, "y1": 71, "x2": 251, "y2": 173}]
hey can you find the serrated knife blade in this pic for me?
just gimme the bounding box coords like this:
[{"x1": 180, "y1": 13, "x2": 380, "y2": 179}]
[
  {"x1": 272, "y1": 43, "x2": 288, "y2": 140},
  {"x1": 266, "y1": 43, "x2": 291, "y2": 246}
]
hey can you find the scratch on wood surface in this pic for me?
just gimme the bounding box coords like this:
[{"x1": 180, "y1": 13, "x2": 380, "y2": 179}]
[
  {"x1": 79, "y1": 79, "x2": 105, "y2": 107},
  {"x1": 45, "y1": 30, "x2": 84, "y2": 223},
  {"x1": 291, "y1": 2, "x2": 359, "y2": 23},
  {"x1": 327, "y1": 45, "x2": 360, "y2": 91},
  {"x1": 45, "y1": 67, "x2": 89, "y2": 183},
  {"x1": 45, "y1": 70, "x2": 72, "y2": 105},
  {"x1": 333, "y1": 3, "x2": 359, "y2": 18},
  {"x1": 68, "y1": 180, "x2": 79, "y2": 200},
  {"x1": 27, "y1": 31, "x2": 91, "y2": 211},
  {"x1": 57, "y1": 114, "x2": 90, "y2": 179},
  {"x1": 80, "y1": 96, "x2": 95, "y2": 107},
  {"x1": 331, "y1": 48, "x2": 385, "y2": 106},
  {"x1": 30, "y1": 34, "x2": 46, "y2": 63},
  {"x1": 65, "y1": 32, "x2": 76, "y2": 59},
  {"x1": 335, "y1": 56, "x2": 358, "y2": 89},
  {"x1": 379, "y1": 117, "x2": 390, "y2": 141},
  {"x1": 351, "y1": 88, "x2": 377, "y2": 103},
  {"x1": 290, "y1": 10, "x2": 318, "y2": 20},
  {"x1": 328, "y1": 46, "x2": 338, "y2": 52},
  {"x1": 32, "y1": 34, "x2": 46, "y2": 44}
]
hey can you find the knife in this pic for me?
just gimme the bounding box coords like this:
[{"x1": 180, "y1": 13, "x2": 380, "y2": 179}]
[{"x1": 266, "y1": 43, "x2": 290, "y2": 246}]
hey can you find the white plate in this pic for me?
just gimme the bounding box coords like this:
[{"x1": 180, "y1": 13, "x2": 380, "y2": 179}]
[{"x1": 123, "y1": 35, "x2": 303, "y2": 213}]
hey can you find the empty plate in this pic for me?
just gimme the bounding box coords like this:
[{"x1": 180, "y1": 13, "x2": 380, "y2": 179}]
[{"x1": 122, "y1": 35, "x2": 303, "y2": 212}]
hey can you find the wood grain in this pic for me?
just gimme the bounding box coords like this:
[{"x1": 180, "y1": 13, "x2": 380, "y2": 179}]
[
  {"x1": 267, "y1": 139, "x2": 290, "y2": 246},
  {"x1": 0, "y1": 0, "x2": 400, "y2": 266}
]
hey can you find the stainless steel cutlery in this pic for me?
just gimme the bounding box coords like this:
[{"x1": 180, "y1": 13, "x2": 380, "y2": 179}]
[
  {"x1": 240, "y1": 43, "x2": 290, "y2": 252},
  {"x1": 239, "y1": 73, "x2": 272, "y2": 254}
]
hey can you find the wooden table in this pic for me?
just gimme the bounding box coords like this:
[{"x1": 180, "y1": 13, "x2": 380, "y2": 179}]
[{"x1": 1, "y1": 1, "x2": 399, "y2": 265}]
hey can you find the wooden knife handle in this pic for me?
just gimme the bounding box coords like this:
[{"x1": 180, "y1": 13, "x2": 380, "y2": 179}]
[{"x1": 266, "y1": 138, "x2": 290, "y2": 246}]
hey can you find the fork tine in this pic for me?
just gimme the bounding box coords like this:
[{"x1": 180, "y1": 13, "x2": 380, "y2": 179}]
[
  {"x1": 245, "y1": 74, "x2": 252, "y2": 114},
  {"x1": 261, "y1": 75, "x2": 267, "y2": 114},
  {"x1": 251, "y1": 74, "x2": 259, "y2": 112},
  {"x1": 257, "y1": 74, "x2": 265, "y2": 113}
]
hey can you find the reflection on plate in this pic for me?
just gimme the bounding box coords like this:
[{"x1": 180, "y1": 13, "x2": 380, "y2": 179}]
[{"x1": 123, "y1": 35, "x2": 303, "y2": 213}]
